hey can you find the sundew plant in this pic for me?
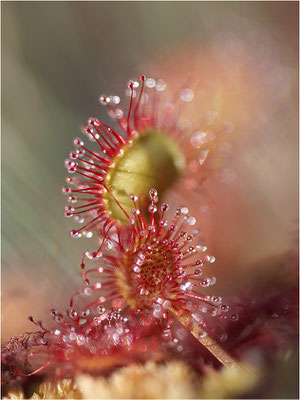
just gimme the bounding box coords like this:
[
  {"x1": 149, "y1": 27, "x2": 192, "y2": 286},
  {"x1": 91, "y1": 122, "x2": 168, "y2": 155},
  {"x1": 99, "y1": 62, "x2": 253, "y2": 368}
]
[{"x1": 2, "y1": 74, "x2": 298, "y2": 399}]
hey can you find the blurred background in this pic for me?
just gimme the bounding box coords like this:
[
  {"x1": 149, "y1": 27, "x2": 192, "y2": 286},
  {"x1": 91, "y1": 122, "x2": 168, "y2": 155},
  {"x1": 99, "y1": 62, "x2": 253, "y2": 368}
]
[{"x1": 2, "y1": 2, "x2": 298, "y2": 396}]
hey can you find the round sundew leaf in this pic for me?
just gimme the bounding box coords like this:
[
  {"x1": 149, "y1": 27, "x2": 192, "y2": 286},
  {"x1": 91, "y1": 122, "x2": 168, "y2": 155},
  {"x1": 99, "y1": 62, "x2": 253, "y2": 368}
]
[{"x1": 104, "y1": 130, "x2": 185, "y2": 222}]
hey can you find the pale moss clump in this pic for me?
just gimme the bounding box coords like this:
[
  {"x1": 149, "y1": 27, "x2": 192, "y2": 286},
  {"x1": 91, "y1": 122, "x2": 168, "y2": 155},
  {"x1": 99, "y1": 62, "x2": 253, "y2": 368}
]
[
  {"x1": 30, "y1": 379, "x2": 81, "y2": 399},
  {"x1": 76, "y1": 360, "x2": 200, "y2": 399},
  {"x1": 4, "y1": 379, "x2": 81, "y2": 400},
  {"x1": 200, "y1": 363, "x2": 262, "y2": 399},
  {"x1": 4, "y1": 361, "x2": 261, "y2": 399},
  {"x1": 2, "y1": 388, "x2": 25, "y2": 400},
  {"x1": 76, "y1": 360, "x2": 261, "y2": 399}
]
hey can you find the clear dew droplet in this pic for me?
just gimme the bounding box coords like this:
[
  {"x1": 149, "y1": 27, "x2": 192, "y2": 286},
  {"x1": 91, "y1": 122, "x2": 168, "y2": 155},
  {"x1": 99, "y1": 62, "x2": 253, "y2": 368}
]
[
  {"x1": 187, "y1": 217, "x2": 196, "y2": 225},
  {"x1": 212, "y1": 296, "x2": 222, "y2": 305},
  {"x1": 231, "y1": 314, "x2": 239, "y2": 321},
  {"x1": 112, "y1": 95, "x2": 120, "y2": 104},
  {"x1": 99, "y1": 296, "x2": 106, "y2": 303},
  {"x1": 133, "y1": 265, "x2": 141, "y2": 273},
  {"x1": 155, "y1": 79, "x2": 166, "y2": 91},
  {"x1": 197, "y1": 244, "x2": 207, "y2": 252},
  {"x1": 190, "y1": 131, "x2": 207, "y2": 148},
  {"x1": 126, "y1": 88, "x2": 137, "y2": 98},
  {"x1": 62, "y1": 185, "x2": 71, "y2": 194},
  {"x1": 210, "y1": 309, "x2": 218, "y2": 317},
  {"x1": 148, "y1": 204, "x2": 157, "y2": 213},
  {"x1": 180, "y1": 88, "x2": 194, "y2": 102},
  {"x1": 205, "y1": 255, "x2": 216, "y2": 263},
  {"x1": 84, "y1": 287, "x2": 92, "y2": 296},
  {"x1": 81, "y1": 309, "x2": 90, "y2": 317},
  {"x1": 70, "y1": 230, "x2": 81, "y2": 238},
  {"x1": 67, "y1": 309, "x2": 77, "y2": 319},
  {"x1": 97, "y1": 305, "x2": 105, "y2": 314},
  {"x1": 221, "y1": 305, "x2": 229, "y2": 312},
  {"x1": 161, "y1": 203, "x2": 169, "y2": 212},
  {"x1": 99, "y1": 95, "x2": 107, "y2": 105},
  {"x1": 180, "y1": 281, "x2": 192, "y2": 291},
  {"x1": 149, "y1": 188, "x2": 158, "y2": 198},
  {"x1": 145, "y1": 78, "x2": 156, "y2": 88},
  {"x1": 73, "y1": 138, "x2": 84, "y2": 147}
]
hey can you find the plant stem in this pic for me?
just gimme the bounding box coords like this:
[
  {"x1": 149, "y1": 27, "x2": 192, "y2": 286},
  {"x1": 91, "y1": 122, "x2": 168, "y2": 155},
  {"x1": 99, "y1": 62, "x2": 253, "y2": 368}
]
[{"x1": 170, "y1": 307, "x2": 240, "y2": 368}]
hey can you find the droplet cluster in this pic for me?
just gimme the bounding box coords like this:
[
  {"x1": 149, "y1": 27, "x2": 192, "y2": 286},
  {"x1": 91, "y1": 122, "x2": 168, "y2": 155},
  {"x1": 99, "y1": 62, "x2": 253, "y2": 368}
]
[
  {"x1": 74, "y1": 190, "x2": 230, "y2": 324},
  {"x1": 6, "y1": 75, "x2": 238, "y2": 381},
  {"x1": 63, "y1": 75, "x2": 230, "y2": 241}
]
